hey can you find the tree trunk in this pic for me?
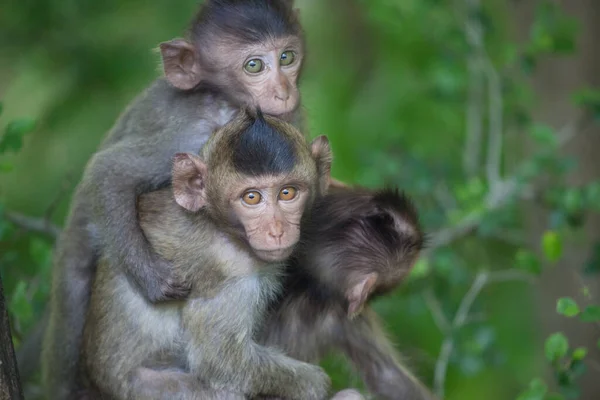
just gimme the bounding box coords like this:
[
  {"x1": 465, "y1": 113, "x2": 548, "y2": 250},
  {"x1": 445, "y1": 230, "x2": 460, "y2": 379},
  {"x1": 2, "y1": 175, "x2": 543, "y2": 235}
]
[
  {"x1": 0, "y1": 274, "x2": 24, "y2": 400},
  {"x1": 511, "y1": 0, "x2": 600, "y2": 397}
]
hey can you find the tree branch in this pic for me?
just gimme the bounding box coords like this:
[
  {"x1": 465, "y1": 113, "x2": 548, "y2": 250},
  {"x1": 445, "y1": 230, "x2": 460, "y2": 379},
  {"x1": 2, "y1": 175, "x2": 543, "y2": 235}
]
[
  {"x1": 462, "y1": 0, "x2": 485, "y2": 178},
  {"x1": 4, "y1": 212, "x2": 61, "y2": 239},
  {"x1": 484, "y1": 60, "x2": 503, "y2": 187}
]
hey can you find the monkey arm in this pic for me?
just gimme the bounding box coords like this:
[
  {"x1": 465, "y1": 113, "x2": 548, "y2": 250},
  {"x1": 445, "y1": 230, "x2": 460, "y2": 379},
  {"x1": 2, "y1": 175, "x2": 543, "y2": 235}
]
[
  {"x1": 260, "y1": 296, "x2": 434, "y2": 400},
  {"x1": 338, "y1": 308, "x2": 437, "y2": 400},
  {"x1": 183, "y1": 299, "x2": 330, "y2": 400},
  {"x1": 81, "y1": 138, "x2": 190, "y2": 303}
]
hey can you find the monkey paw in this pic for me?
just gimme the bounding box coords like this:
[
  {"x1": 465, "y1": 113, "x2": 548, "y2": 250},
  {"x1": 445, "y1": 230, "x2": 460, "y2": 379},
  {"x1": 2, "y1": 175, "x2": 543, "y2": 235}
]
[
  {"x1": 141, "y1": 256, "x2": 191, "y2": 303},
  {"x1": 292, "y1": 364, "x2": 331, "y2": 400},
  {"x1": 330, "y1": 389, "x2": 365, "y2": 400}
]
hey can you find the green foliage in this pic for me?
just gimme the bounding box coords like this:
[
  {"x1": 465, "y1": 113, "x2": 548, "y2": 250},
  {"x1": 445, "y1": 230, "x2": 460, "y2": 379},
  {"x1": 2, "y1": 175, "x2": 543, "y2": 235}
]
[
  {"x1": 542, "y1": 231, "x2": 563, "y2": 263},
  {"x1": 579, "y1": 306, "x2": 600, "y2": 322},
  {"x1": 556, "y1": 298, "x2": 580, "y2": 318},
  {"x1": 1, "y1": 1, "x2": 599, "y2": 399},
  {"x1": 545, "y1": 333, "x2": 569, "y2": 363},
  {"x1": 517, "y1": 378, "x2": 547, "y2": 400},
  {"x1": 515, "y1": 250, "x2": 542, "y2": 275},
  {"x1": 0, "y1": 118, "x2": 36, "y2": 154},
  {"x1": 572, "y1": 88, "x2": 600, "y2": 120}
]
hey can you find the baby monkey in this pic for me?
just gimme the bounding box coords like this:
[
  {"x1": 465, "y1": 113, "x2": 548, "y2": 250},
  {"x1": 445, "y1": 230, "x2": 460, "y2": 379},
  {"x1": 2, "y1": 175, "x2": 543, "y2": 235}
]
[
  {"x1": 43, "y1": 0, "x2": 308, "y2": 397},
  {"x1": 81, "y1": 111, "x2": 334, "y2": 400},
  {"x1": 260, "y1": 187, "x2": 436, "y2": 400}
]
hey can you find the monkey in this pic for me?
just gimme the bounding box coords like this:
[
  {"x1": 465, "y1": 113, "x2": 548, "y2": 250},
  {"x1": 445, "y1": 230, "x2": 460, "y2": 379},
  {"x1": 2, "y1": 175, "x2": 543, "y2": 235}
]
[
  {"x1": 258, "y1": 187, "x2": 437, "y2": 400},
  {"x1": 41, "y1": 1, "x2": 312, "y2": 398},
  {"x1": 80, "y1": 111, "x2": 335, "y2": 400}
]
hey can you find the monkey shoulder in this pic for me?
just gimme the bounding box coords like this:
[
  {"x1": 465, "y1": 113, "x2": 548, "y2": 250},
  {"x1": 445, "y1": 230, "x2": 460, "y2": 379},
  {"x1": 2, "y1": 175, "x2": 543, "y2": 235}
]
[{"x1": 101, "y1": 79, "x2": 238, "y2": 150}]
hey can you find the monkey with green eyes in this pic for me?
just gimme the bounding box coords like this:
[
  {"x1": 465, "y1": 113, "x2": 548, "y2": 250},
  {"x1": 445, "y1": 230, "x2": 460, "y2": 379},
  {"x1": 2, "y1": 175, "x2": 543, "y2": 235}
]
[{"x1": 41, "y1": 1, "x2": 312, "y2": 398}]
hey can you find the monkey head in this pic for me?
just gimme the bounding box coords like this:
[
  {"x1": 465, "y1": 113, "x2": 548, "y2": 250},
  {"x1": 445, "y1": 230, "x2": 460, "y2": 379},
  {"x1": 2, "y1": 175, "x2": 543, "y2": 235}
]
[
  {"x1": 301, "y1": 188, "x2": 425, "y2": 318},
  {"x1": 160, "y1": 0, "x2": 304, "y2": 116},
  {"x1": 172, "y1": 111, "x2": 331, "y2": 263}
]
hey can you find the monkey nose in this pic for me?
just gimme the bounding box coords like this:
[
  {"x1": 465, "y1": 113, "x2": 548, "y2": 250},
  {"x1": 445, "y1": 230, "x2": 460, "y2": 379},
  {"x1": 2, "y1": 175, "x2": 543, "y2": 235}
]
[
  {"x1": 268, "y1": 221, "x2": 284, "y2": 239},
  {"x1": 275, "y1": 90, "x2": 290, "y2": 101}
]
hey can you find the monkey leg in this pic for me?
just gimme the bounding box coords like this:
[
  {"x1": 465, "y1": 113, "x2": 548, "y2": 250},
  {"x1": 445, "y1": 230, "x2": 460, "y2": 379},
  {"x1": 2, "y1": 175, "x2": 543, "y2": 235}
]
[
  {"x1": 186, "y1": 339, "x2": 330, "y2": 400},
  {"x1": 42, "y1": 195, "x2": 98, "y2": 400},
  {"x1": 127, "y1": 368, "x2": 244, "y2": 400},
  {"x1": 255, "y1": 388, "x2": 364, "y2": 400},
  {"x1": 338, "y1": 308, "x2": 436, "y2": 400}
]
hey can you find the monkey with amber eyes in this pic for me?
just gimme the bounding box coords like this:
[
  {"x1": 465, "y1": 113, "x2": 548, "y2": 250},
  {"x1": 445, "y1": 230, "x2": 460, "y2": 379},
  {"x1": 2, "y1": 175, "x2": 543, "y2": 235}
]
[
  {"x1": 81, "y1": 111, "x2": 339, "y2": 400},
  {"x1": 259, "y1": 187, "x2": 437, "y2": 400},
  {"x1": 42, "y1": 0, "x2": 312, "y2": 398}
]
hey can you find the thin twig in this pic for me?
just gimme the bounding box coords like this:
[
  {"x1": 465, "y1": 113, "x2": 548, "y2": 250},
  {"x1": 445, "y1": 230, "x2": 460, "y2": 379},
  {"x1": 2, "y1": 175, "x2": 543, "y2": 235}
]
[
  {"x1": 433, "y1": 272, "x2": 489, "y2": 398},
  {"x1": 431, "y1": 269, "x2": 535, "y2": 398},
  {"x1": 488, "y1": 269, "x2": 536, "y2": 284},
  {"x1": 43, "y1": 172, "x2": 73, "y2": 222},
  {"x1": 423, "y1": 288, "x2": 451, "y2": 334},
  {"x1": 462, "y1": 0, "x2": 485, "y2": 177},
  {"x1": 485, "y1": 60, "x2": 503, "y2": 187},
  {"x1": 4, "y1": 212, "x2": 61, "y2": 238}
]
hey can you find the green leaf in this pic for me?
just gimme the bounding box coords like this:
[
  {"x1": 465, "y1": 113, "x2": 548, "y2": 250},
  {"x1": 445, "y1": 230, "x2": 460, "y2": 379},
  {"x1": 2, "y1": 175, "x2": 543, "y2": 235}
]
[
  {"x1": 572, "y1": 347, "x2": 587, "y2": 361},
  {"x1": 529, "y1": 124, "x2": 558, "y2": 147},
  {"x1": 583, "y1": 243, "x2": 600, "y2": 275},
  {"x1": 573, "y1": 88, "x2": 600, "y2": 120},
  {"x1": 515, "y1": 249, "x2": 542, "y2": 274},
  {"x1": 545, "y1": 394, "x2": 565, "y2": 400},
  {"x1": 545, "y1": 332, "x2": 569, "y2": 362},
  {"x1": 407, "y1": 258, "x2": 430, "y2": 280},
  {"x1": 579, "y1": 305, "x2": 600, "y2": 322},
  {"x1": 562, "y1": 189, "x2": 584, "y2": 214},
  {"x1": 0, "y1": 102, "x2": 3, "y2": 116},
  {"x1": 0, "y1": 118, "x2": 36, "y2": 154},
  {"x1": 517, "y1": 378, "x2": 547, "y2": 400},
  {"x1": 581, "y1": 286, "x2": 591, "y2": 299},
  {"x1": 542, "y1": 231, "x2": 563, "y2": 262},
  {"x1": 556, "y1": 298, "x2": 580, "y2": 317},
  {"x1": 29, "y1": 238, "x2": 53, "y2": 267}
]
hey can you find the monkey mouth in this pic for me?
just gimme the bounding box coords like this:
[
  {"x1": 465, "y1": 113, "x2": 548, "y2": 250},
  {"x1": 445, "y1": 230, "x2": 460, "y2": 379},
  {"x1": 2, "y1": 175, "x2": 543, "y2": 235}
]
[
  {"x1": 254, "y1": 246, "x2": 295, "y2": 262},
  {"x1": 260, "y1": 99, "x2": 299, "y2": 117}
]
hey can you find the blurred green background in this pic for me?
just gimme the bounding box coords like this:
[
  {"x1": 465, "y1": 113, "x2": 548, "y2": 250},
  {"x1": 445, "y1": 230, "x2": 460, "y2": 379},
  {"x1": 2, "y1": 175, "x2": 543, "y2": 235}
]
[{"x1": 1, "y1": 0, "x2": 600, "y2": 399}]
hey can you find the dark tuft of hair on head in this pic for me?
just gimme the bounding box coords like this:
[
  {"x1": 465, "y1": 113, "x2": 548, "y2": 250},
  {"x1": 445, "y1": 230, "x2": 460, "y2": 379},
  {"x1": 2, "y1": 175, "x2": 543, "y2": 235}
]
[
  {"x1": 231, "y1": 109, "x2": 297, "y2": 176},
  {"x1": 191, "y1": 0, "x2": 302, "y2": 45},
  {"x1": 373, "y1": 187, "x2": 420, "y2": 227}
]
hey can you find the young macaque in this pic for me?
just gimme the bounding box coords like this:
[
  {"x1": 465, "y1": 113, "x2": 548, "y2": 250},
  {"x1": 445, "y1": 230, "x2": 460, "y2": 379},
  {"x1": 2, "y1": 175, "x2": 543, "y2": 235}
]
[
  {"x1": 81, "y1": 112, "x2": 334, "y2": 400},
  {"x1": 259, "y1": 187, "x2": 437, "y2": 400},
  {"x1": 42, "y1": 0, "x2": 308, "y2": 397}
]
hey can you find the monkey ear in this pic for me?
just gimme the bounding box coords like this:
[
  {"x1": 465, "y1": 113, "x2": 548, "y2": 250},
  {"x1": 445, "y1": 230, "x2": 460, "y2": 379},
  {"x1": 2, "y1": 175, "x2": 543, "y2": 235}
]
[
  {"x1": 346, "y1": 273, "x2": 378, "y2": 319},
  {"x1": 172, "y1": 153, "x2": 208, "y2": 212},
  {"x1": 310, "y1": 135, "x2": 333, "y2": 195},
  {"x1": 159, "y1": 39, "x2": 202, "y2": 91}
]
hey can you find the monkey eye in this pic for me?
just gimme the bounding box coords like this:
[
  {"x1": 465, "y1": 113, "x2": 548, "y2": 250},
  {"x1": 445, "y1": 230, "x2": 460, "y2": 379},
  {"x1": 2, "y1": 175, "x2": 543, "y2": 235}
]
[
  {"x1": 244, "y1": 59, "x2": 264, "y2": 74},
  {"x1": 278, "y1": 187, "x2": 297, "y2": 201},
  {"x1": 242, "y1": 191, "x2": 262, "y2": 205},
  {"x1": 280, "y1": 51, "x2": 296, "y2": 66}
]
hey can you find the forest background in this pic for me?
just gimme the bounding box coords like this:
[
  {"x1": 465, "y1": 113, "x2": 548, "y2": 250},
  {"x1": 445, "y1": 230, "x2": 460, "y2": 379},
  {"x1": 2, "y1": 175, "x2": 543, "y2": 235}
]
[{"x1": 1, "y1": 0, "x2": 600, "y2": 399}]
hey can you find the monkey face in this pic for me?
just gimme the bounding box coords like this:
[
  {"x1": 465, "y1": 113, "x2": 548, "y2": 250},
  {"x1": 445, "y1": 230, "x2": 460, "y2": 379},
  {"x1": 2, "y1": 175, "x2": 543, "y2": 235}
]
[
  {"x1": 160, "y1": 36, "x2": 303, "y2": 116},
  {"x1": 172, "y1": 112, "x2": 332, "y2": 265},
  {"x1": 235, "y1": 37, "x2": 303, "y2": 116},
  {"x1": 229, "y1": 176, "x2": 310, "y2": 262}
]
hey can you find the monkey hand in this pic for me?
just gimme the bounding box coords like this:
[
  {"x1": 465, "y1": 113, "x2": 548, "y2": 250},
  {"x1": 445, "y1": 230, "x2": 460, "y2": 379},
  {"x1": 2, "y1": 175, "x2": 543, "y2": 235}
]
[
  {"x1": 289, "y1": 363, "x2": 331, "y2": 400},
  {"x1": 330, "y1": 389, "x2": 365, "y2": 400},
  {"x1": 133, "y1": 253, "x2": 191, "y2": 303}
]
